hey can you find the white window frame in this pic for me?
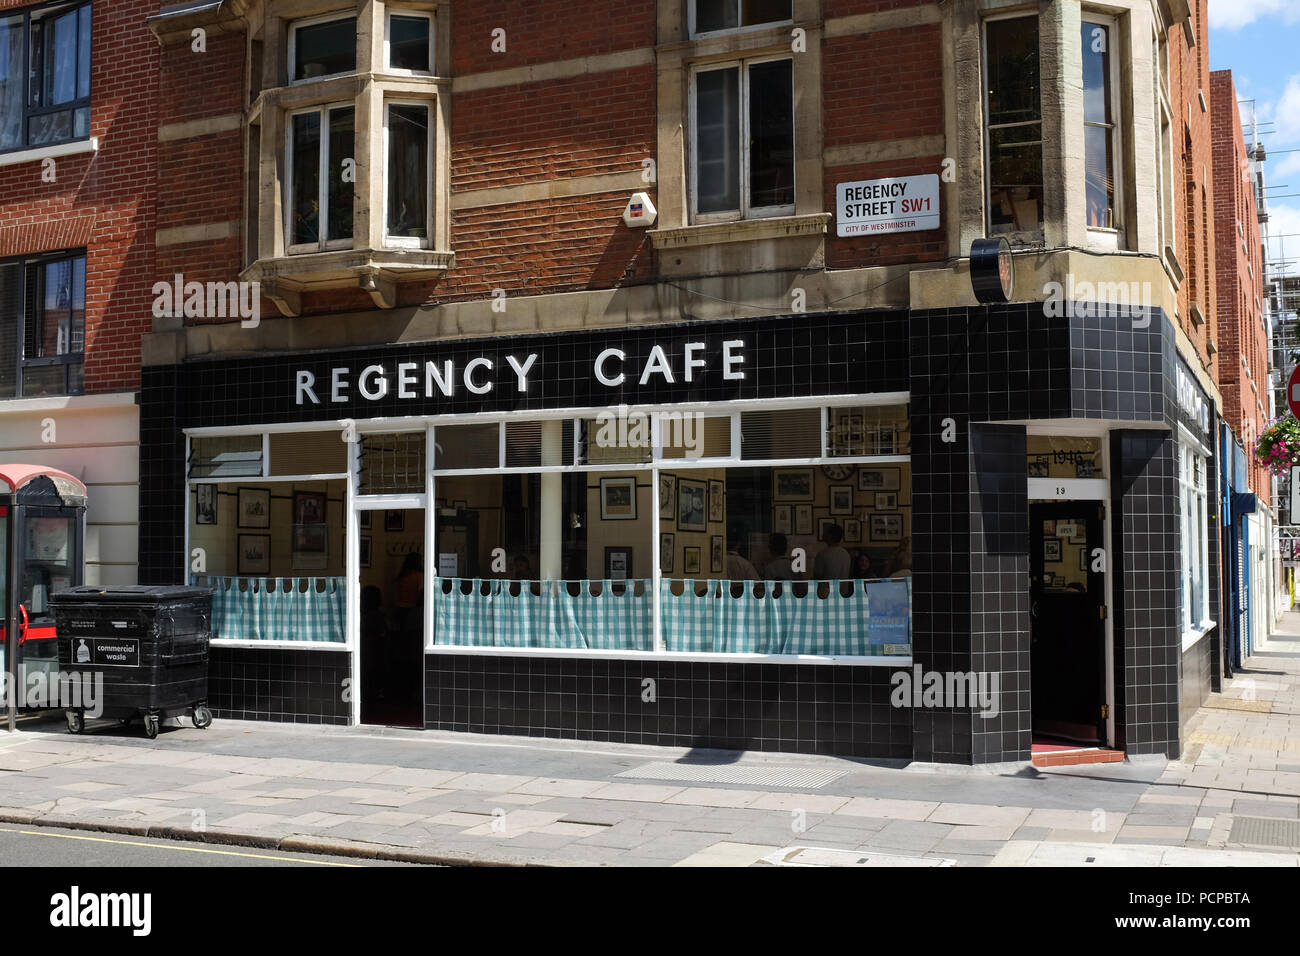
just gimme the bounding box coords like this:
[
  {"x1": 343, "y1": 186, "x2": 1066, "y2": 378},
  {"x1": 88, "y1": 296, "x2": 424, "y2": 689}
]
[
  {"x1": 383, "y1": 98, "x2": 435, "y2": 249},
  {"x1": 1081, "y1": 12, "x2": 1126, "y2": 249},
  {"x1": 981, "y1": 11, "x2": 1045, "y2": 243},
  {"x1": 687, "y1": 0, "x2": 794, "y2": 39},
  {"x1": 1179, "y1": 432, "x2": 1213, "y2": 647},
  {"x1": 688, "y1": 55, "x2": 796, "y2": 224},
  {"x1": 183, "y1": 394, "x2": 913, "y2": 666},
  {"x1": 285, "y1": 103, "x2": 356, "y2": 255},
  {"x1": 288, "y1": 12, "x2": 358, "y2": 84},
  {"x1": 384, "y1": 8, "x2": 435, "y2": 75},
  {"x1": 1154, "y1": 27, "x2": 1177, "y2": 271}
]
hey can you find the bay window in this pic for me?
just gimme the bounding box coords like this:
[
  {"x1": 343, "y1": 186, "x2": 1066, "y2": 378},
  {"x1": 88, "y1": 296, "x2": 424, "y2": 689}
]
[
  {"x1": 0, "y1": 0, "x2": 92, "y2": 153},
  {"x1": 692, "y1": 57, "x2": 794, "y2": 221},
  {"x1": 691, "y1": 0, "x2": 792, "y2": 37},
  {"x1": 385, "y1": 102, "x2": 432, "y2": 245},
  {"x1": 290, "y1": 14, "x2": 355, "y2": 82},
  {"x1": 984, "y1": 15, "x2": 1044, "y2": 244},
  {"x1": 287, "y1": 105, "x2": 355, "y2": 251},
  {"x1": 1082, "y1": 17, "x2": 1122, "y2": 242},
  {"x1": 0, "y1": 251, "x2": 86, "y2": 399},
  {"x1": 386, "y1": 10, "x2": 432, "y2": 73}
]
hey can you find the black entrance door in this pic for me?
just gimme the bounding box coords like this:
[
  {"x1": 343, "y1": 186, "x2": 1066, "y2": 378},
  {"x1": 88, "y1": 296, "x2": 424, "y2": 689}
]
[{"x1": 1029, "y1": 502, "x2": 1107, "y2": 745}]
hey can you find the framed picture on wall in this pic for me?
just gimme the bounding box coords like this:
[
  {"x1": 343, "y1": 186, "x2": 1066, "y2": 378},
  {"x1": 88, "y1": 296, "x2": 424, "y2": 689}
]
[
  {"x1": 237, "y1": 488, "x2": 270, "y2": 529},
  {"x1": 660, "y1": 533, "x2": 674, "y2": 574},
  {"x1": 360, "y1": 536, "x2": 372, "y2": 568},
  {"x1": 1052, "y1": 575, "x2": 1066, "y2": 588},
  {"x1": 710, "y1": 535, "x2": 724, "y2": 574},
  {"x1": 600, "y1": 476, "x2": 637, "y2": 520},
  {"x1": 293, "y1": 491, "x2": 326, "y2": 526},
  {"x1": 830, "y1": 485, "x2": 854, "y2": 515},
  {"x1": 858, "y1": 468, "x2": 900, "y2": 492},
  {"x1": 1079, "y1": 549, "x2": 1088, "y2": 572},
  {"x1": 773, "y1": 505, "x2": 792, "y2": 535},
  {"x1": 605, "y1": 546, "x2": 633, "y2": 581},
  {"x1": 818, "y1": 518, "x2": 839, "y2": 541},
  {"x1": 659, "y1": 473, "x2": 676, "y2": 519},
  {"x1": 195, "y1": 484, "x2": 217, "y2": 525},
  {"x1": 677, "y1": 478, "x2": 707, "y2": 532},
  {"x1": 359, "y1": 510, "x2": 372, "y2": 530},
  {"x1": 844, "y1": 518, "x2": 862, "y2": 543},
  {"x1": 294, "y1": 524, "x2": 327, "y2": 553},
  {"x1": 237, "y1": 534, "x2": 270, "y2": 575},
  {"x1": 1028, "y1": 459, "x2": 1050, "y2": 478},
  {"x1": 870, "y1": 514, "x2": 903, "y2": 542},
  {"x1": 708, "y1": 479, "x2": 724, "y2": 523},
  {"x1": 1044, "y1": 539, "x2": 1062, "y2": 563},
  {"x1": 794, "y1": 504, "x2": 813, "y2": 535},
  {"x1": 773, "y1": 468, "x2": 814, "y2": 501},
  {"x1": 683, "y1": 546, "x2": 702, "y2": 575},
  {"x1": 875, "y1": 492, "x2": 898, "y2": 511}
]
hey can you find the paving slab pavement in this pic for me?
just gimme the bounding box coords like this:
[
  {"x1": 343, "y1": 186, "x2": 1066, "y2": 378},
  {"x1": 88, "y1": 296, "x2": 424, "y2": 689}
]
[{"x1": 4, "y1": 611, "x2": 1300, "y2": 865}]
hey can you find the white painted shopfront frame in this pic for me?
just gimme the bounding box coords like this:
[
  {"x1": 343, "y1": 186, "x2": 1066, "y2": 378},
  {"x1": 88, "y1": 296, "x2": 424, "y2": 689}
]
[
  {"x1": 1024, "y1": 423, "x2": 1116, "y2": 748},
  {"x1": 184, "y1": 394, "x2": 914, "y2": 699}
]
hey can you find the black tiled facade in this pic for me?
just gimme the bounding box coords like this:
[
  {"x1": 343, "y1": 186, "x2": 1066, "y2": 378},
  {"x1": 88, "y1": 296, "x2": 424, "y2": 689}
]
[
  {"x1": 424, "y1": 655, "x2": 909, "y2": 757},
  {"x1": 141, "y1": 303, "x2": 1217, "y2": 762},
  {"x1": 208, "y1": 646, "x2": 350, "y2": 724}
]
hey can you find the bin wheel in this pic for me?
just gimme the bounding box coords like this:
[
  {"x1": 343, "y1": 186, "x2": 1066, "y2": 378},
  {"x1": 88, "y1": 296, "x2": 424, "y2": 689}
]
[
  {"x1": 65, "y1": 710, "x2": 85, "y2": 735},
  {"x1": 143, "y1": 714, "x2": 160, "y2": 739},
  {"x1": 193, "y1": 705, "x2": 213, "y2": 729}
]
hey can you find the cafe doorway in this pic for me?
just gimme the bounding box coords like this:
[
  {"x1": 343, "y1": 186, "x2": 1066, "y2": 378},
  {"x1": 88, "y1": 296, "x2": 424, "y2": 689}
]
[
  {"x1": 357, "y1": 507, "x2": 425, "y2": 728},
  {"x1": 1029, "y1": 501, "x2": 1108, "y2": 745}
]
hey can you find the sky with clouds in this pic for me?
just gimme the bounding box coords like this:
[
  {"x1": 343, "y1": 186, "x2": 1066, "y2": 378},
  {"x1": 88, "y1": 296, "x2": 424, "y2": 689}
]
[{"x1": 1209, "y1": 0, "x2": 1300, "y2": 283}]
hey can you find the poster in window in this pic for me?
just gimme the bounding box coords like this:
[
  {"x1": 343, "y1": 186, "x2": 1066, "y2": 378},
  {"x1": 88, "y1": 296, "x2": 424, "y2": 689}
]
[
  {"x1": 659, "y1": 473, "x2": 676, "y2": 520},
  {"x1": 238, "y1": 488, "x2": 271, "y2": 528},
  {"x1": 294, "y1": 491, "x2": 327, "y2": 526},
  {"x1": 677, "y1": 478, "x2": 707, "y2": 532},
  {"x1": 600, "y1": 476, "x2": 637, "y2": 520},
  {"x1": 794, "y1": 504, "x2": 813, "y2": 535},
  {"x1": 708, "y1": 479, "x2": 724, "y2": 523},
  {"x1": 773, "y1": 505, "x2": 792, "y2": 535},
  {"x1": 237, "y1": 534, "x2": 270, "y2": 575},
  {"x1": 195, "y1": 484, "x2": 217, "y2": 525}
]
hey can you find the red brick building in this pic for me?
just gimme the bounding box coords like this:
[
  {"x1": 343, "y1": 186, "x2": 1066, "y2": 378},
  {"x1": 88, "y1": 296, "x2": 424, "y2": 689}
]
[
  {"x1": 1211, "y1": 69, "x2": 1268, "y2": 501},
  {"x1": 64, "y1": 0, "x2": 1225, "y2": 764},
  {"x1": 0, "y1": 0, "x2": 158, "y2": 586}
]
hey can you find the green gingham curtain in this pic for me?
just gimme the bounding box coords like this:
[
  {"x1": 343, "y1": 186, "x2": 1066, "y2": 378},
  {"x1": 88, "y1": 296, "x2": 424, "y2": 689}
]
[
  {"x1": 433, "y1": 578, "x2": 652, "y2": 650},
  {"x1": 206, "y1": 576, "x2": 344, "y2": 643},
  {"x1": 661, "y1": 579, "x2": 909, "y2": 656}
]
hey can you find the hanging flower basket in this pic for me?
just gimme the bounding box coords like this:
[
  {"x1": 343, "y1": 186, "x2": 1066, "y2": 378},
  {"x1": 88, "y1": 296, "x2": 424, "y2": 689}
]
[{"x1": 1255, "y1": 415, "x2": 1300, "y2": 475}]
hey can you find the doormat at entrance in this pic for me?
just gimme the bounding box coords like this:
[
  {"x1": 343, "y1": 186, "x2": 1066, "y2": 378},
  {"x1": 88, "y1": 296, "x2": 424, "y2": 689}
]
[{"x1": 616, "y1": 761, "x2": 847, "y2": 789}]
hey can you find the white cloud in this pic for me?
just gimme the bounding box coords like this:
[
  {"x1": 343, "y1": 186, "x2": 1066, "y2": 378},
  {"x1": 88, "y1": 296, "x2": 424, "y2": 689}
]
[
  {"x1": 1271, "y1": 150, "x2": 1300, "y2": 180},
  {"x1": 1272, "y1": 75, "x2": 1300, "y2": 143},
  {"x1": 1210, "y1": 0, "x2": 1300, "y2": 30},
  {"x1": 1265, "y1": 203, "x2": 1300, "y2": 274}
]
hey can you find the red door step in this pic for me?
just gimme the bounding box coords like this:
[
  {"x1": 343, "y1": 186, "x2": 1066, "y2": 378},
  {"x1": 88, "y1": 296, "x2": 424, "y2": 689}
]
[{"x1": 1031, "y1": 747, "x2": 1125, "y2": 767}]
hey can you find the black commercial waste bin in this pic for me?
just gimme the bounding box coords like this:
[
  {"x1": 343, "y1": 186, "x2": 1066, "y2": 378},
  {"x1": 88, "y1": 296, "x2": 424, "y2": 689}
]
[{"x1": 51, "y1": 585, "x2": 214, "y2": 738}]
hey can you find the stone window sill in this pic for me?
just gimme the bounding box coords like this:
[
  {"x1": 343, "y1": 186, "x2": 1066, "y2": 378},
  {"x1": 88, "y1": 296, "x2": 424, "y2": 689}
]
[
  {"x1": 241, "y1": 247, "x2": 455, "y2": 316},
  {"x1": 649, "y1": 213, "x2": 830, "y2": 251},
  {"x1": 0, "y1": 137, "x2": 98, "y2": 168}
]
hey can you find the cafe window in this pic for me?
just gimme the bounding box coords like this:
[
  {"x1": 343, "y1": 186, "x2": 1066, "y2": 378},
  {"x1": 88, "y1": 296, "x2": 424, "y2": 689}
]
[
  {"x1": 0, "y1": 251, "x2": 86, "y2": 398},
  {"x1": 691, "y1": 57, "x2": 794, "y2": 221},
  {"x1": 0, "y1": 1, "x2": 92, "y2": 153},
  {"x1": 984, "y1": 15, "x2": 1044, "y2": 244}
]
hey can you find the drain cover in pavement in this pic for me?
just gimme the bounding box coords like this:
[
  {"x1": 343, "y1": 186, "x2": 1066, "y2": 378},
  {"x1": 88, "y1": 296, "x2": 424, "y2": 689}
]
[
  {"x1": 765, "y1": 846, "x2": 955, "y2": 867},
  {"x1": 616, "y1": 762, "x2": 846, "y2": 789},
  {"x1": 1228, "y1": 815, "x2": 1300, "y2": 849}
]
